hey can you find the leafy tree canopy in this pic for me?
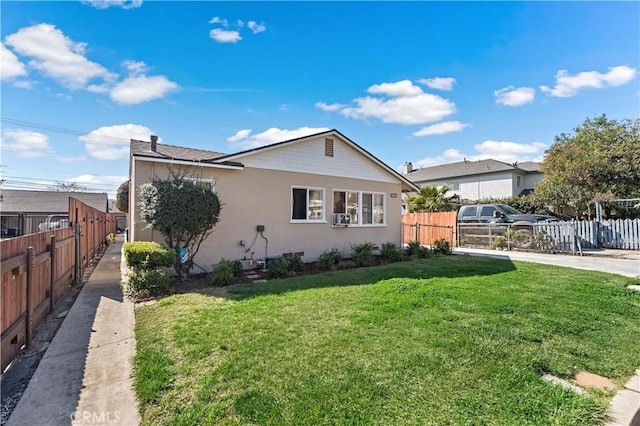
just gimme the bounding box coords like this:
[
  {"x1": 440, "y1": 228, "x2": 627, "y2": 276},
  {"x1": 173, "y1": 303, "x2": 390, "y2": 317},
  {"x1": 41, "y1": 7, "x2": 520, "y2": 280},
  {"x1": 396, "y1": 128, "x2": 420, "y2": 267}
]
[
  {"x1": 137, "y1": 170, "x2": 221, "y2": 278},
  {"x1": 407, "y1": 185, "x2": 456, "y2": 213},
  {"x1": 116, "y1": 180, "x2": 129, "y2": 213},
  {"x1": 536, "y1": 114, "x2": 640, "y2": 216}
]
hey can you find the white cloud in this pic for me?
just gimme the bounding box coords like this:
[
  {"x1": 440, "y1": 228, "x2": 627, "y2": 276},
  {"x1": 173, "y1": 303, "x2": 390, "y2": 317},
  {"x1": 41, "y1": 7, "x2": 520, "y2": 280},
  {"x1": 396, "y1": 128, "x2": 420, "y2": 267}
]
[
  {"x1": 122, "y1": 60, "x2": 148, "y2": 75},
  {"x1": 209, "y1": 16, "x2": 229, "y2": 26},
  {"x1": 540, "y1": 65, "x2": 637, "y2": 97},
  {"x1": 1, "y1": 43, "x2": 27, "y2": 80},
  {"x1": 67, "y1": 174, "x2": 129, "y2": 198},
  {"x1": 368, "y1": 79, "x2": 423, "y2": 97},
  {"x1": 87, "y1": 83, "x2": 110, "y2": 93},
  {"x1": 57, "y1": 155, "x2": 87, "y2": 163},
  {"x1": 320, "y1": 79, "x2": 456, "y2": 125},
  {"x1": 413, "y1": 121, "x2": 469, "y2": 137},
  {"x1": 247, "y1": 21, "x2": 266, "y2": 34},
  {"x1": 209, "y1": 29, "x2": 242, "y2": 43},
  {"x1": 0, "y1": 129, "x2": 54, "y2": 158},
  {"x1": 81, "y1": 0, "x2": 142, "y2": 9},
  {"x1": 12, "y1": 80, "x2": 33, "y2": 89},
  {"x1": 4, "y1": 23, "x2": 116, "y2": 90},
  {"x1": 227, "y1": 127, "x2": 330, "y2": 150},
  {"x1": 417, "y1": 77, "x2": 456, "y2": 91},
  {"x1": 315, "y1": 101, "x2": 346, "y2": 112},
  {"x1": 237, "y1": 20, "x2": 245, "y2": 27},
  {"x1": 494, "y1": 86, "x2": 535, "y2": 106},
  {"x1": 110, "y1": 74, "x2": 179, "y2": 104},
  {"x1": 79, "y1": 124, "x2": 157, "y2": 160},
  {"x1": 413, "y1": 140, "x2": 547, "y2": 168},
  {"x1": 341, "y1": 93, "x2": 455, "y2": 125}
]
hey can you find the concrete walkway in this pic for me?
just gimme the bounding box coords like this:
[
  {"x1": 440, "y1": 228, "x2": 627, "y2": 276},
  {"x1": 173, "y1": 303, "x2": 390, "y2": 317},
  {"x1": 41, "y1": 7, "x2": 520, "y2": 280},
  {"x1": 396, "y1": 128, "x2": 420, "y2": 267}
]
[
  {"x1": 8, "y1": 235, "x2": 139, "y2": 426},
  {"x1": 454, "y1": 247, "x2": 640, "y2": 278}
]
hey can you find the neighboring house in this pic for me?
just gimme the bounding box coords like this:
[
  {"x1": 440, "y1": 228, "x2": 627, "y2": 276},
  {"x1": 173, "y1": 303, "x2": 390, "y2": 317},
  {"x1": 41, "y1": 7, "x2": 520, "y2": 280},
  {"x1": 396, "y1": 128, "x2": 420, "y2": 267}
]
[
  {"x1": 403, "y1": 159, "x2": 543, "y2": 200},
  {"x1": 108, "y1": 199, "x2": 127, "y2": 232},
  {"x1": 129, "y1": 130, "x2": 418, "y2": 267},
  {"x1": 1, "y1": 190, "x2": 109, "y2": 237}
]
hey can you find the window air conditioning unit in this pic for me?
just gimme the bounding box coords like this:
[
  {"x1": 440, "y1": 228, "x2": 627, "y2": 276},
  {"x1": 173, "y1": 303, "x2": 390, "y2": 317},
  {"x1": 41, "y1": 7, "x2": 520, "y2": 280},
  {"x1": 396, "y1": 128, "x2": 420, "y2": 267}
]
[{"x1": 333, "y1": 213, "x2": 350, "y2": 226}]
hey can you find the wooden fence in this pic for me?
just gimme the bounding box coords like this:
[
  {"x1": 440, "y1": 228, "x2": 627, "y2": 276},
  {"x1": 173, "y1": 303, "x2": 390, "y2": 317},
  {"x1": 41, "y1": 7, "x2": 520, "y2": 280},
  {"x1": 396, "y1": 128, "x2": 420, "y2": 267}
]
[
  {"x1": 1, "y1": 198, "x2": 116, "y2": 372},
  {"x1": 401, "y1": 212, "x2": 457, "y2": 247}
]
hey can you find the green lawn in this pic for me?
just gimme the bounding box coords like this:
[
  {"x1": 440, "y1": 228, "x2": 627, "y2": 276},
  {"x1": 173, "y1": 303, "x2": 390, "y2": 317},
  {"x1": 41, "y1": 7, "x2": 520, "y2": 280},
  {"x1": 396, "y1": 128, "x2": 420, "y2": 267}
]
[{"x1": 134, "y1": 256, "x2": 640, "y2": 425}]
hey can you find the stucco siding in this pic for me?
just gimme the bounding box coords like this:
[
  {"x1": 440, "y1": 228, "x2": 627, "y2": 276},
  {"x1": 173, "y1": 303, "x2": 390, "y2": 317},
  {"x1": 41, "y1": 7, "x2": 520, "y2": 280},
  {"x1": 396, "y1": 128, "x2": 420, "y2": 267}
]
[
  {"x1": 131, "y1": 160, "x2": 403, "y2": 268},
  {"x1": 236, "y1": 135, "x2": 396, "y2": 183},
  {"x1": 415, "y1": 171, "x2": 516, "y2": 200}
]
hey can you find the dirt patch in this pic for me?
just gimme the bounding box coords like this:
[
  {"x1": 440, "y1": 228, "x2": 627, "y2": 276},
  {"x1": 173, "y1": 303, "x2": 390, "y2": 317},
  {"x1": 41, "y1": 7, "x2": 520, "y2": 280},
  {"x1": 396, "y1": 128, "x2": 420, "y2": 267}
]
[{"x1": 572, "y1": 371, "x2": 616, "y2": 390}]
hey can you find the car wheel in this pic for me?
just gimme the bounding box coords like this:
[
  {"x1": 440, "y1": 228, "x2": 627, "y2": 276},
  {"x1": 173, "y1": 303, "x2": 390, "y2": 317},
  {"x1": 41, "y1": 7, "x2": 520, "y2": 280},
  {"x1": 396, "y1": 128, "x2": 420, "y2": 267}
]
[{"x1": 512, "y1": 227, "x2": 534, "y2": 249}]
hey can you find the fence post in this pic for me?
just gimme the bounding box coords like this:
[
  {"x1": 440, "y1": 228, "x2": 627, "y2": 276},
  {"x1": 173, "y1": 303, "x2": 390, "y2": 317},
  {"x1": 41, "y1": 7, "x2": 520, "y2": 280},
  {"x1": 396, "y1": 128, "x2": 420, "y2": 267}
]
[
  {"x1": 75, "y1": 222, "x2": 82, "y2": 286},
  {"x1": 50, "y1": 234, "x2": 56, "y2": 313},
  {"x1": 26, "y1": 246, "x2": 34, "y2": 348},
  {"x1": 416, "y1": 223, "x2": 421, "y2": 245}
]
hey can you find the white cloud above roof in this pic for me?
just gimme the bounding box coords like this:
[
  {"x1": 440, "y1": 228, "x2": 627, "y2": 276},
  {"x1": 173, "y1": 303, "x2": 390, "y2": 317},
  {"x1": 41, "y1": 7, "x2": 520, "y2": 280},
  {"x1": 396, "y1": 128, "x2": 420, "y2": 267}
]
[
  {"x1": 81, "y1": 0, "x2": 142, "y2": 9},
  {"x1": 540, "y1": 65, "x2": 637, "y2": 97},
  {"x1": 494, "y1": 86, "x2": 535, "y2": 106},
  {"x1": 247, "y1": 21, "x2": 266, "y2": 34},
  {"x1": 417, "y1": 77, "x2": 456, "y2": 91},
  {"x1": 4, "y1": 23, "x2": 116, "y2": 90},
  {"x1": 110, "y1": 74, "x2": 179, "y2": 104},
  {"x1": 413, "y1": 121, "x2": 469, "y2": 137},
  {"x1": 79, "y1": 124, "x2": 158, "y2": 160},
  {"x1": 318, "y1": 79, "x2": 456, "y2": 125},
  {"x1": 227, "y1": 126, "x2": 330, "y2": 150},
  {"x1": 413, "y1": 140, "x2": 547, "y2": 168},
  {"x1": 1, "y1": 129, "x2": 54, "y2": 158},
  {"x1": 209, "y1": 29, "x2": 242, "y2": 43},
  {"x1": 0, "y1": 43, "x2": 27, "y2": 81}
]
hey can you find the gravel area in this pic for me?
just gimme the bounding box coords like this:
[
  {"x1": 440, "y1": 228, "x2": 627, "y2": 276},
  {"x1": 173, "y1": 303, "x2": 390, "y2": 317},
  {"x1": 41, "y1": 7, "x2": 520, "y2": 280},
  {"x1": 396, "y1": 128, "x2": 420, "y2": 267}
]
[{"x1": 0, "y1": 248, "x2": 106, "y2": 425}]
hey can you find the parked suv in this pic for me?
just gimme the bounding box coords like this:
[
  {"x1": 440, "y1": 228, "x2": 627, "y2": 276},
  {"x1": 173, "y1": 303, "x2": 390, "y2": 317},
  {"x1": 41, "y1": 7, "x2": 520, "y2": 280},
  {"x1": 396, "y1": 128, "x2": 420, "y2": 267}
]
[{"x1": 458, "y1": 204, "x2": 557, "y2": 248}]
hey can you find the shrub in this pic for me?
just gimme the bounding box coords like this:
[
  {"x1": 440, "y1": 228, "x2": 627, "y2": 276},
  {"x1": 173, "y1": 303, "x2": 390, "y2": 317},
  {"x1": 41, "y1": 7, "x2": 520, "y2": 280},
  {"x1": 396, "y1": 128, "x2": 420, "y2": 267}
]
[
  {"x1": 285, "y1": 253, "x2": 304, "y2": 273},
  {"x1": 336, "y1": 260, "x2": 357, "y2": 270},
  {"x1": 123, "y1": 241, "x2": 174, "y2": 270},
  {"x1": 493, "y1": 236, "x2": 508, "y2": 250},
  {"x1": 433, "y1": 238, "x2": 452, "y2": 255},
  {"x1": 316, "y1": 248, "x2": 342, "y2": 271},
  {"x1": 126, "y1": 269, "x2": 170, "y2": 299},
  {"x1": 267, "y1": 257, "x2": 291, "y2": 279},
  {"x1": 380, "y1": 242, "x2": 403, "y2": 262},
  {"x1": 406, "y1": 241, "x2": 431, "y2": 259},
  {"x1": 351, "y1": 242, "x2": 375, "y2": 267},
  {"x1": 210, "y1": 259, "x2": 243, "y2": 286}
]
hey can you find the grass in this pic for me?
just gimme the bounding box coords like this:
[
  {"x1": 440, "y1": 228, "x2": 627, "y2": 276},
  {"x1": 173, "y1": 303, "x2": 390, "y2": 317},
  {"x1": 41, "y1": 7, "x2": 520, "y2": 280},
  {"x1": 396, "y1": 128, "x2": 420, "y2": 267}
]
[{"x1": 134, "y1": 255, "x2": 640, "y2": 425}]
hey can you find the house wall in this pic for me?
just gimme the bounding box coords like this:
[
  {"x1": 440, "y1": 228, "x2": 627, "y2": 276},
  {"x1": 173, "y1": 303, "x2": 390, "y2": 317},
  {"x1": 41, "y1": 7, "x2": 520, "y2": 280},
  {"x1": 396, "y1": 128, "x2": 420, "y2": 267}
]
[
  {"x1": 523, "y1": 172, "x2": 544, "y2": 190},
  {"x1": 415, "y1": 171, "x2": 516, "y2": 200},
  {"x1": 131, "y1": 160, "x2": 404, "y2": 268}
]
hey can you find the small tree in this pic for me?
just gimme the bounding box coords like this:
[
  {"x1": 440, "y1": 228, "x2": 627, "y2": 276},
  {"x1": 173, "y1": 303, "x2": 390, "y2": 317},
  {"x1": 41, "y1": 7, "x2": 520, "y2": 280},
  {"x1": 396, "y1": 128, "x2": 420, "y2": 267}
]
[
  {"x1": 116, "y1": 180, "x2": 129, "y2": 213},
  {"x1": 137, "y1": 170, "x2": 221, "y2": 279},
  {"x1": 49, "y1": 181, "x2": 89, "y2": 192},
  {"x1": 407, "y1": 185, "x2": 456, "y2": 212}
]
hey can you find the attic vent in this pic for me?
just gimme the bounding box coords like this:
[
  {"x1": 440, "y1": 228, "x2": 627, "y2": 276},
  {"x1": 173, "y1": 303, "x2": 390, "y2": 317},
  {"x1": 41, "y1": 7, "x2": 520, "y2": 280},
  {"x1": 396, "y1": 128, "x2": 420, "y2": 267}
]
[{"x1": 325, "y1": 138, "x2": 334, "y2": 157}]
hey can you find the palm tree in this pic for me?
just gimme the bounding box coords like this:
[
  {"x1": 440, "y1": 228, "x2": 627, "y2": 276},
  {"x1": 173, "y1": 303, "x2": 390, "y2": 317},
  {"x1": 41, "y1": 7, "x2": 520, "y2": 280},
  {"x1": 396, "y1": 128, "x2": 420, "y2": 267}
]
[{"x1": 407, "y1": 185, "x2": 456, "y2": 212}]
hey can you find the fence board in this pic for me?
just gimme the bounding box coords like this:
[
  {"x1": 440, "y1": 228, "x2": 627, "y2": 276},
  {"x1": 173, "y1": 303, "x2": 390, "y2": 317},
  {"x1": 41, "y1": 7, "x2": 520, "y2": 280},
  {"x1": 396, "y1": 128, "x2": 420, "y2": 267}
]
[{"x1": 402, "y1": 212, "x2": 457, "y2": 247}]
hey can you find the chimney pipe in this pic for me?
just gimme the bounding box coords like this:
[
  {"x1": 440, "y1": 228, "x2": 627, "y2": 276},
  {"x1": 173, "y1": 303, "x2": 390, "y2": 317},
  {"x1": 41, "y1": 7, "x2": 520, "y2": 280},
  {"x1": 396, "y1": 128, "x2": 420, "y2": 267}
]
[
  {"x1": 150, "y1": 135, "x2": 158, "y2": 152},
  {"x1": 402, "y1": 162, "x2": 413, "y2": 174}
]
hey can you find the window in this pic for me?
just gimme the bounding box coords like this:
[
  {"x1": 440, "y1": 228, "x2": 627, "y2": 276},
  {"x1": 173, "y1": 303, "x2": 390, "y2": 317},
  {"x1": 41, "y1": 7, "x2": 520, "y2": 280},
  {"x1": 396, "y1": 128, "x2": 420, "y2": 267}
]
[
  {"x1": 291, "y1": 187, "x2": 324, "y2": 222},
  {"x1": 190, "y1": 178, "x2": 216, "y2": 192},
  {"x1": 446, "y1": 181, "x2": 460, "y2": 191},
  {"x1": 333, "y1": 190, "x2": 385, "y2": 225},
  {"x1": 516, "y1": 176, "x2": 521, "y2": 187},
  {"x1": 459, "y1": 206, "x2": 477, "y2": 218},
  {"x1": 480, "y1": 206, "x2": 498, "y2": 217}
]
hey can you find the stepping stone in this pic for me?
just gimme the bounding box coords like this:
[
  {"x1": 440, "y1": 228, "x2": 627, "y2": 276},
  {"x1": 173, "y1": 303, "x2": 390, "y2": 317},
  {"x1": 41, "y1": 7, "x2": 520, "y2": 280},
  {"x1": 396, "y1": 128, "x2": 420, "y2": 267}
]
[
  {"x1": 627, "y1": 285, "x2": 640, "y2": 291},
  {"x1": 572, "y1": 371, "x2": 615, "y2": 390},
  {"x1": 253, "y1": 279, "x2": 267, "y2": 283},
  {"x1": 542, "y1": 373, "x2": 585, "y2": 394},
  {"x1": 245, "y1": 274, "x2": 261, "y2": 279}
]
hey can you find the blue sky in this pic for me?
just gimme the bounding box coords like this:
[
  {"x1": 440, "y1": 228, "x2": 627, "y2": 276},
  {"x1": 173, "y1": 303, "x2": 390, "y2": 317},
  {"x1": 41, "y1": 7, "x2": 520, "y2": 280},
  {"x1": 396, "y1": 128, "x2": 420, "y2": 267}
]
[{"x1": 1, "y1": 1, "x2": 638, "y2": 198}]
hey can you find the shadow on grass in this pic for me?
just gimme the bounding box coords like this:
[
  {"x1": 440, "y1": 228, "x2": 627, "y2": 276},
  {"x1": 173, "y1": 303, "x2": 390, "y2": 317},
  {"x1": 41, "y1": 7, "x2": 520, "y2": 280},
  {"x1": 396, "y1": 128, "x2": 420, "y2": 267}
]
[{"x1": 209, "y1": 254, "x2": 517, "y2": 301}]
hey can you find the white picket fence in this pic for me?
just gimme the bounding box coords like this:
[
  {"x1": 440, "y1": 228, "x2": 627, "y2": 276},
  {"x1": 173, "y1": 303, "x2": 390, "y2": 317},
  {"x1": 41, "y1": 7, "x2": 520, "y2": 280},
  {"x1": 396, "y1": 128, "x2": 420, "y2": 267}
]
[{"x1": 534, "y1": 219, "x2": 640, "y2": 253}]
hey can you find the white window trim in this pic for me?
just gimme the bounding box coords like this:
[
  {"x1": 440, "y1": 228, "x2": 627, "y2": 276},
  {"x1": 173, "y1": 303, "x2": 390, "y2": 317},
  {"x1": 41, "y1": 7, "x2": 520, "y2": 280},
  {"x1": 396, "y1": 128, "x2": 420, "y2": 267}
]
[
  {"x1": 190, "y1": 178, "x2": 216, "y2": 192},
  {"x1": 332, "y1": 189, "x2": 387, "y2": 227},
  {"x1": 290, "y1": 186, "x2": 326, "y2": 223}
]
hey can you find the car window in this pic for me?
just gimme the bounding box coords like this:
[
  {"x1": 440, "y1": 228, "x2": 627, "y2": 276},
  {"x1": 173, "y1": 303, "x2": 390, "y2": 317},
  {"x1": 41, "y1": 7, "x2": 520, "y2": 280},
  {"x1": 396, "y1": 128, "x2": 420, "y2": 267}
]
[
  {"x1": 498, "y1": 204, "x2": 522, "y2": 215},
  {"x1": 480, "y1": 206, "x2": 498, "y2": 217},
  {"x1": 459, "y1": 206, "x2": 477, "y2": 217}
]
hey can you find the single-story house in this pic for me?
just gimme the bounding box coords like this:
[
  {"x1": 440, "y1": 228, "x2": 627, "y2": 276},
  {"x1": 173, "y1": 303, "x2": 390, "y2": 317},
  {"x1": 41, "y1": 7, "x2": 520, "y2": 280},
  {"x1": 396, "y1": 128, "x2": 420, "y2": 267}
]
[
  {"x1": 1, "y1": 190, "x2": 109, "y2": 237},
  {"x1": 129, "y1": 130, "x2": 418, "y2": 268},
  {"x1": 403, "y1": 159, "x2": 543, "y2": 200}
]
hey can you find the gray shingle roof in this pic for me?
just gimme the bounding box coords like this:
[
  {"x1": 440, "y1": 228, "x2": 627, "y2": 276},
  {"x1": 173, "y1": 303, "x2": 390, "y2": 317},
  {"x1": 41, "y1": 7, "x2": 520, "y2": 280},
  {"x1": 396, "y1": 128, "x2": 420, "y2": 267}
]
[
  {"x1": 131, "y1": 139, "x2": 227, "y2": 161},
  {"x1": 0, "y1": 190, "x2": 109, "y2": 213},
  {"x1": 406, "y1": 159, "x2": 541, "y2": 182}
]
